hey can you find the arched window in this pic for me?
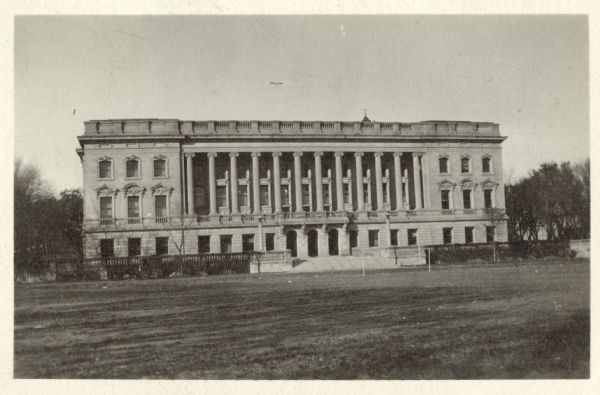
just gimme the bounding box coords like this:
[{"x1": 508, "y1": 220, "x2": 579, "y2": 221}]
[
  {"x1": 482, "y1": 156, "x2": 492, "y2": 173},
  {"x1": 439, "y1": 157, "x2": 449, "y2": 174},
  {"x1": 98, "y1": 159, "x2": 112, "y2": 179},
  {"x1": 126, "y1": 158, "x2": 140, "y2": 178},
  {"x1": 153, "y1": 158, "x2": 167, "y2": 177}
]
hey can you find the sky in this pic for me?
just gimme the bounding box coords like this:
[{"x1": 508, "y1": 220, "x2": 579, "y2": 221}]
[{"x1": 14, "y1": 15, "x2": 589, "y2": 192}]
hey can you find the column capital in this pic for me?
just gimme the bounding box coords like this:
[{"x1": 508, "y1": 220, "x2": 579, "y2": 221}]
[
  {"x1": 184, "y1": 152, "x2": 196, "y2": 158},
  {"x1": 272, "y1": 151, "x2": 282, "y2": 157},
  {"x1": 412, "y1": 152, "x2": 425, "y2": 157},
  {"x1": 334, "y1": 151, "x2": 344, "y2": 158},
  {"x1": 374, "y1": 152, "x2": 384, "y2": 158},
  {"x1": 393, "y1": 152, "x2": 403, "y2": 158},
  {"x1": 293, "y1": 151, "x2": 303, "y2": 158},
  {"x1": 229, "y1": 152, "x2": 239, "y2": 158},
  {"x1": 207, "y1": 152, "x2": 218, "y2": 159},
  {"x1": 354, "y1": 152, "x2": 364, "y2": 158},
  {"x1": 251, "y1": 152, "x2": 261, "y2": 158},
  {"x1": 313, "y1": 151, "x2": 324, "y2": 157}
]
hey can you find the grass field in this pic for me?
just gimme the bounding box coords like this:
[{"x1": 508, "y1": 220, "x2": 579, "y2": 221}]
[{"x1": 14, "y1": 259, "x2": 589, "y2": 379}]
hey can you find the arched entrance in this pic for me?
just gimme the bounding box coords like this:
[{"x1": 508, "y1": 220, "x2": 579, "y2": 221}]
[
  {"x1": 328, "y1": 228, "x2": 339, "y2": 256},
  {"x1": 307, "y1": 229, "x2": 319, "y2": 257},
  {"x1": 286, "y1": 230, "x2": 297, "y2": 257}
]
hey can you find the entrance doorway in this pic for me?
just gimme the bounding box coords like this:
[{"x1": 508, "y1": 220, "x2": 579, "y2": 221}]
[
  {"x1": 328, "y1": 228, "x2": 339, "y2": 256},
  {"x1": 286, "y1": 230, "x2": 297, "y2": 257},
  {"x1": 307, "y1": 229, "x2": 319, "y2": 257}
]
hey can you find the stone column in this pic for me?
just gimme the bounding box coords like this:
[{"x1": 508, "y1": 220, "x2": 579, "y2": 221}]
[
  {"x1": 257, "y1": 217, "x2": 264, "y2": 252},
  {"x1": 185, "y1": 153, "x2": 195, "y2": 215},
  {"x1": 294, "y1": 152, "x2": 303, "y2": 213},
  {"x1": 393, "y1": 152, "x2": 403, "y2": 211},
  {"x1": 355, "y1": 152, "x2": 364, "y2": 211},
  {"x1": 314, "y1": 152, "x2": 324, "y2": 212},
  {"x1": 374, "y1": 152, "x2": 384, "y2": 211},
  {"x1": 207, "y1": 152, "x2": 217, "y2": 216},
  {"x1": 412, "y1": 152, "x2": 423, "y2": 210},
  {"x1": 334, "y1": 152, "x2": 344, "y2": 211},
  {"x1": 273, "y1": 152, "x2": 282, "y2": 213},
  {"x1": 251, "y1": 152, "x2": 261, "y2": 214},
  {"x1": 421, "y1": 153, "x2": 430, "y2": 209},
  {"x1": 229, "y1": 152, "x2": 239, "y2": 215}
]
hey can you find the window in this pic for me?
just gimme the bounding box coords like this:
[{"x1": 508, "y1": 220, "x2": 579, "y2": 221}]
[
  {"x1": 242, "y1": 234, "x2": 255, "y2": 252},
  {"x1": 128, "y1": 238, "x2": 141, "y2": 256},
  {"x1": 198, "y1": 236, "x2": 210, "y2": 254},
  {"x1": 280, "y1": 185, "x2": 289, "y2": 207},
  {"x1": 100, "y1": 239, "x2": 114, "y2": 257},
  {"x1": 461, "y1": 157, "x2": 470, "y2": 173},
  {"x1": 441, "y1": 190, "x2": 451, "y2": 210},
  {"x1": 100, "y1": 197, "x2": 112, "y2": 218},
  {"x1": 349, "y1": 230, "x2": 358, "y2": 248},
  {"x1": 323, "y1": 187, "x2": 330, "y2": 210},
  {"x1": 363, "y1": 184, "x2": 369, "y2": 204},
  {"x1": 127, "y1": 196, "x2": 140, "y2": 218},
  {"x1": 153, "y1": 158, "x2": 166, "y2": 177},
  {"x1": 343, "y1": 184, "x2": 351, "y2": 204},
  {"x1": 302, "y1": 185, "x2": 310, "y2": 206},
  {"x1": 216, "y1": 186, "x2": 227, "y2": 208},
  {"x1": 220, "y1": 235, "x2": 233, "y2": 253},
  {"x1": 265, "y1": 233, "x2": 275, "y2": 251},
  {"x1": 240, "y1": 186, "x2": 249, "y2": 207},
  {"x1": 390, "y1": 229, "x2": 399, "y2": 246},
  {"x1": 482, "y1": 157, "x2": 491, "y2": 173},
  {"x1": 408, "y1": 229, "x2": 418, "y2": 246},
  {"x1": 484, "y1": 189, "x2": 494, "y2": 209},
  {"x1": 439, "y1": 157, "x2": 449, "y2": 173},
  {"x1": 486, "y1": 226, "x2": 496, "y2": 243},
  {"x1": 368, "y1": 230, "x2": 379, "y2": 247},
  {"x1": 260, "y1": 185, "x2": 269, "y2": 206},
  {"x1": 155, "y1": 237, "x2": 169, "y2": 255},
  {"x1": 126, "y1": 159, "x2": 139, "y2": 178},
  {"x1": 155, "y1": 195, "x2": 167, "y2": 218},
  {"x1": 463, "y1": 190, "x2": 472, "y2": 209},
  {"x1": 443, "y1": 228, "x2": 453, "y2": 244},
  {"x1": 98, "y1": 160, "x2": 112, "y2": 179},
  {"x1": 465, "y1": 227, "x2": 474, "y2": 244}
]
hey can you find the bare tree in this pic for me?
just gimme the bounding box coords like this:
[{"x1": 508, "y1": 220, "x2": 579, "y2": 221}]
[{"x1": 483, "y1": 207, "x2": 506, "y2": 262}]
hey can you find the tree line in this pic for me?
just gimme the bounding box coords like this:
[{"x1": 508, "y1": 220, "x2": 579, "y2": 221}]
[
  {"x1": 13, "y1": 157, "x2": 590, "y2": 274},
  {"x1": 505, "y1": 159, "x2": 590, "y2": 241}
]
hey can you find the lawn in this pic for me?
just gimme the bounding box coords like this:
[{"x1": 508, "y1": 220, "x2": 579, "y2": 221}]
[{"x1": 14, "y1": 259, "x2": 589, "y2": 379}]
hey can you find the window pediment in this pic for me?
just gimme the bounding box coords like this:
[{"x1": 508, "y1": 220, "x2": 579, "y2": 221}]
[
  {"x1": 480, "y1": 178, "x2": 499, "y2": 189},
  {"x1": 460, "y1": 179, "x2": 476, "y2": 189},
  {"x1": 437, "y1": 179, "x2": 456, "y2": 190},
  {"x1": 95, "y1": 184, "x2": 118, "y2": 197},
  {"x1": 151, "y1": 183, "x2": 174, "y2": 195},
  {"x1": 123, "y1": 183, "x2": 146, "y2": 196}
]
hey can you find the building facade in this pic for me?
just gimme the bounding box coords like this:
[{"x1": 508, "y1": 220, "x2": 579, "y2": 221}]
[{"x1": 77, "y1": 118, "x2": 508, "y2": 259}]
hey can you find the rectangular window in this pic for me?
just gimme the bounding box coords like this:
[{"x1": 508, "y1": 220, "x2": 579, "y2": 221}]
[
  {"x1": 407, "y1": 229, "x2": 418, "y2": 246},
  {"x1": 439, "y1": 157, "x2": 448, "y2": 173},
  {"x1": 461, "y1": 158, "x2": 470, "y2": 173},
  {"x1": 198, "y1": 235, "x2": 210, "y2": 254},
  {"x1": 98, "y1": 160, "x2": 112, "y2": 179},
  {"x1": 465, "y1": 227, "x2": 474, "y2": 244},
  {"x1": 265, "y1": 233, "x2": 275, "y2": 251},
  {"x1": 280, "y1": 185, "x2": 289, "y2": 207},
  {"x1": 220, "y1": 235, "x2": 233, "y2": 253},
  {"x1": 126, "y1": 160, "x2": 139, "y2": 178},
  {"x1": 443, "y1": 227, "x2": 453, "y2": 244},
  {"x1": 260, "y1": 185, "x2": 269, "y2": 206},
  {"x1": 240, "y1": 186, "x2": 249, "y2": 207},
  {"x1": 363, "y1": 184, "x2": 370, "y2": 204},
  {"x1": 368, "y1": 230, "x2": 379, "y2": 247},
  {"x1": 441, "y1": 190, "x2": 450, "y2": 210},
  {"x1": 390, "y1": 229, "x2": 399, "y2": 246},
  {"x1": 302, "y1": 184, "x2": 310, "y2": 206},
  {"x1": 323, "y1": 186, "x2": 330, "y2": 208},
  {"x1": 155, "y1": 237, "x2": 169, "y2": 255},
  {"x1": 100, "y1": 239, "x2": 114, "y2": 257},
  {"x1": 242, "y1": 234, "x2": 255, "y2": 252},
  {"x1": 100, "y1": 197, "x2": 112, "y2": 218},
  {"x1": 154, "y1": 159, "x2": 166, "y2": 177},
  {"x1": 216, "y1": 186, "x2": 227, "y2": 208},
  {"x1": 349, "y1": 230, "x2": 358, "y2": 248},
  {"x1": 128, "y1": 238, "x2": 141, "y2": 256},
  {"x1": 484, "y1": 189, "x2": 494, "y2": 208},
  {"x1": 127, "y1": 196, "x2": 140, "y2": 218},
  {"x1": 343, "y1": 184, "x2": 350, "y2": 204},
  {"x1": 486, "y1": 226, "x2": 496, "y2": 243},
  {"x1": 155, "y1": 195, "x2": 167, "y2": 217},
  {"x1": 463, "y1": 190, "x2": 472, "y2": 209}
]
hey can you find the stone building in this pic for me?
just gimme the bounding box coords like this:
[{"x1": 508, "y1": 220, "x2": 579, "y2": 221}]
[{"x1": 77, "y1": 117, "x2": 508, "y2": 259}]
